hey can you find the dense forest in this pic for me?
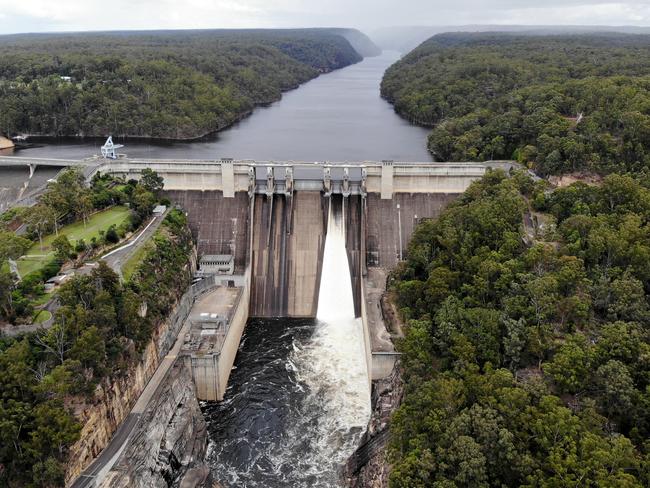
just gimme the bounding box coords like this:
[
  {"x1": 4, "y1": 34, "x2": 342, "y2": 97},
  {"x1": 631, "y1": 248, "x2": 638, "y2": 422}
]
[
  {"x1": 0, "y1": 207, "x2": 193, "y2": 487},
  {"x1": 388, "y1": 170, "x2": 650, "y2": 486},
  {"x1": 381, "y1": 33, "x2": 650, "y2": 175},
  {"x1": 0, "y1": 29, "x2": 369, "y2": 139}
]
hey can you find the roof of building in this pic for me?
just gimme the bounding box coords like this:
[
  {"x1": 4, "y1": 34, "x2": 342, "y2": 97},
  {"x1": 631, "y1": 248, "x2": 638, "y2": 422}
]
[{"x1": 200, "y1": 254, "x2": 234, "y2": 263}]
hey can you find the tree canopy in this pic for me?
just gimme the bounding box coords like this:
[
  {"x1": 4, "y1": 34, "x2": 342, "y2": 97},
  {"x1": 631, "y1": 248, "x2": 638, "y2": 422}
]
[
  {"x1": 381, "y1": 33, "x2": 650, "y2": 175},
  {"x1": 0, "y1": 29, "x2": 363, "y2": 139},
  {"x1": 388, "y1": 170, "x2": 650, "y2": 487},
  {"x1": 0, "y1": 209, "x2": 193, "y2": 487}
]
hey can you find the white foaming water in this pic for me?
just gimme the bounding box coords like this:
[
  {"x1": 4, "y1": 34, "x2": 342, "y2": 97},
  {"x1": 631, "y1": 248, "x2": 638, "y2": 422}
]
[
  {"x1": 317, "y1": 200, "x2": 356, "y2": 321},
  {"x1": 279, "y1": 199, "x2": 371, "y2": 485}
]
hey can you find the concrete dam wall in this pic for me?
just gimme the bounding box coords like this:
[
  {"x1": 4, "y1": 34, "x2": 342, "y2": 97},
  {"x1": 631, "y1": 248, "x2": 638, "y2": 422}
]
[
  {"x1": 167, "y1": 189, "x2": 330, "y2": 319},
  {"x1": 344, "y1": 195, "x2": 364, "y2": 318},
  {"x1": 166, "y1": 190, "x2": 250, "y2": 272},
  {"x1": 365, "y1": 192, "x2": 459, "y2": 269},
  {"x1": 166, "y1": 190, "x2": 462, "y2": 319},
  {"x1": 250, "y1": 192, "x2": 328, "y2": 317}
]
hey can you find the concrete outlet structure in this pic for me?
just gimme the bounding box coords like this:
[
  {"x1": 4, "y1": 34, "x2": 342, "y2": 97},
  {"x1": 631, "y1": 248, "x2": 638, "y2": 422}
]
[{"x1": 184, "y1": 286, "x2": 249, "y2": 401}]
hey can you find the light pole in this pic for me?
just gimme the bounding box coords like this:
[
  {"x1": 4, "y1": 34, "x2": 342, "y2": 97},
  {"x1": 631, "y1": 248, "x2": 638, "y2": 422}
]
[{"x1": 397, "y1": 203, "x2": 403, "y2": 262}]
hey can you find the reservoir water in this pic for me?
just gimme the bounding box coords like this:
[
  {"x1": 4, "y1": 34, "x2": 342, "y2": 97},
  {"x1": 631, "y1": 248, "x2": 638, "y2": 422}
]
[
  {"x1": 9, "y1": 51, "x2": 431, "y2": 163},
  {"x1": 1, "y1": 51, "x2": 430, "y2": 210}
]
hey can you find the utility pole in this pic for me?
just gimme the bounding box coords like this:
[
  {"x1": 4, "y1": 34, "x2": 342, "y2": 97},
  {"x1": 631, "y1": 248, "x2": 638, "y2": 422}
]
[{"x1": 397, "y1": 203, "x2": 403, "y2": 262}]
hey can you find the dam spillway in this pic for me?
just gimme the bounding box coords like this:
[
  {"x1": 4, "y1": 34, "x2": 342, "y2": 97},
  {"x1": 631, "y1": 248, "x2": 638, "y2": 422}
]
[
  {"x1": 250, "y1": 192, "x2": 328, "y2": 317},
  {"x1": 69, "y1": 157, "x2": 494, "y2": 486},
  {"x1": 154, "y1": 158, "x2": 489, "y2": 401},
  {"x1": 203, "y1": 197, "x2": 370, "y2": 487}
]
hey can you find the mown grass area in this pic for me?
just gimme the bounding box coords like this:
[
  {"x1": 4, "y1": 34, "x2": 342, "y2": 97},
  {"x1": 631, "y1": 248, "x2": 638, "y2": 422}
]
[
  {"x1": 121, "y1": 241, "x2": 152, "y2": 281},
  {"x1": 32, "y1": 310, "x2": 52, "y2": 324},
  {"x1": 17, "y1": 206, "x2": 130, "y2": 277},
  {"x1": 31, "y1": 293, "x2": 52, "y2": 307}
]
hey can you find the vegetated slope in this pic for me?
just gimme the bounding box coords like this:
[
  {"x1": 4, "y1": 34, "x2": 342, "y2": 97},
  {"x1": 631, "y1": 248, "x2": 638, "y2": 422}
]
[
  {"x1": 388, "y1": 169, "x2": 650, "y2": 487},
  {"x1": 372, "y1": 25, "x2": 650, "y2": 53},
  {"x1": 330, "y1": 28, "x2": 382, "y2": 57},
  {"x1": 381, "y1": 33, "x2": 650, "y2": 175},
  {"x1": 0, "y1": 208, "x2": 193, "y2": 487},
  {"x1": 0, "y1": 29, "x2": 363, "y2": 140}
]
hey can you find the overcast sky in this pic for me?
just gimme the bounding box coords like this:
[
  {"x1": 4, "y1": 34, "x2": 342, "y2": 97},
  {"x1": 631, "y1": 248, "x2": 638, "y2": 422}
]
[{"x1": 0, "y1": 0, "x2": 649, "y2": 35}]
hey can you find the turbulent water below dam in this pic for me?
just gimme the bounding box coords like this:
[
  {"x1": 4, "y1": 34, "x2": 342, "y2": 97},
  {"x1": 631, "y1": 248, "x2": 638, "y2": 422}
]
[{"x1": 203, "y1": 202, "x2": 370, "y2": 487}]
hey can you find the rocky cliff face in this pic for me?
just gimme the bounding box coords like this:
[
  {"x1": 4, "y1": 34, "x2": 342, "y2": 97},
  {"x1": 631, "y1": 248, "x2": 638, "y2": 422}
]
[
  {"x1": 64, "y1": 327, "x2": 162, "y2": 485},
  {"x1": 100, "y1": 361, "x2": 211, "y2": 488},
  {"x1": 345, "y1": 365, "x2": 403, "y2": 488},
  {"x1": 64, "y1": 255, "x2": 196, "y2": 486}
]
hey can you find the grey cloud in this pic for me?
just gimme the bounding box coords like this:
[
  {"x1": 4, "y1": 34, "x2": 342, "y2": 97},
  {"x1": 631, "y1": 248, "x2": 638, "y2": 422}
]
[{"x1": 0, "y1": 0, "x2": 649, "y2": 35}]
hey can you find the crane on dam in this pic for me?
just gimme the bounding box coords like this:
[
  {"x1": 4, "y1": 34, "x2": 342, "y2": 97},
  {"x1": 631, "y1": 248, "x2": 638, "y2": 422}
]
[{"x1": 100, "y1": 136, "x2": 124, "y2": 159}]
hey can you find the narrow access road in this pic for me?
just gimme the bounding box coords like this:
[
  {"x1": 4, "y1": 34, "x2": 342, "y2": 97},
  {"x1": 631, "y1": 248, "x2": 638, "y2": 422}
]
[
  {"x1": 1, "y1": 210, "x2": 167, "y2": 338},
  {"x1": 101, "y1": 208, "x2": 169, "y2": 277}
]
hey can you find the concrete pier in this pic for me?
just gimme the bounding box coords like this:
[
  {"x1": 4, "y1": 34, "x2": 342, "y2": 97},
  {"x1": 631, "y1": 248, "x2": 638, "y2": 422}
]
[
  {"x1": 183, "y1": 285, "x2": 249, "y2": 401},
  {"x1": 344, "y1": 195, "x2": 364, "y2": 317}
]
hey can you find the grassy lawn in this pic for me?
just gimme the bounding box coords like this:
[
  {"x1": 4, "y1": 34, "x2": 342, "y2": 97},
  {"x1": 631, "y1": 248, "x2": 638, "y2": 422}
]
[
  {"x1": 31, "y1": 293, "x2": 52, "y2": 307},
  {"x1": 17, "y1": 206, "x2": 130, "y2": 277},
  {"x1": 122, "y1": 241, "x2": 151, "y2": 281},
  {"x1": 32, "y1": 310, "x2": 52, "y2": 324}
]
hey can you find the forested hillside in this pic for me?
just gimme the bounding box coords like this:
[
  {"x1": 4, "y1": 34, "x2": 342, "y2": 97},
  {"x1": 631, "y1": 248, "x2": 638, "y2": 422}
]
[
  {"x1": 389, "y1": 170, "x2": 650, "y2": 486},
  {"x1": 0, "y1": 207, "x2": 194, "y2": 487},
  {"x1": 0, "y1": 29, "x2": 365, "y2": 139},
  {"x1": 381, "y1": 33, "x2": 650, "y2": 175}
]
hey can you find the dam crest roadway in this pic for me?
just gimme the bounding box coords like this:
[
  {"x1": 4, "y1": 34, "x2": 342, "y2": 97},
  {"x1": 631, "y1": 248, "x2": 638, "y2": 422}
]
[{"x1": 0, "y1": 155, "x2": 516, "y2": 196}]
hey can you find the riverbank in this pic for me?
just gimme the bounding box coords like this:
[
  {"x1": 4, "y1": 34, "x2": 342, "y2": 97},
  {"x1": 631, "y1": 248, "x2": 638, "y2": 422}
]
[
  {"x1": 10, "y1": 58, "x2": 365, "y2": 145},
  {"x1": 0, "y1": 136, "x2": 15, "y2": 150},
  {"x1": 13, "y1": 52, "x2": 432, "y2": 162},
  {"x1": 345, "y1": 364, "x2": 403, "y2": 488},
  {"x1": 1, "y1": 29, "x2": 366, "y2": 144}
]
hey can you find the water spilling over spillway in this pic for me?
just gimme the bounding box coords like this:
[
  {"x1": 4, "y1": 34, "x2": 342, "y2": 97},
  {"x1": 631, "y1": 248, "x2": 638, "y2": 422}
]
[{"x1": 203, "y1": 199, "x2": 371, "y2": 487}]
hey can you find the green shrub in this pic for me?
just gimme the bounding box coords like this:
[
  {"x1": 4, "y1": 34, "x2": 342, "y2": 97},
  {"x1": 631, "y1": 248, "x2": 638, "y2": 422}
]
[
  {"x1": 75, "y1": 239, "x2": 87, "y2": 253},
  {"x1": 105, "y1": 225, "x2": 119, "y2": 244}
]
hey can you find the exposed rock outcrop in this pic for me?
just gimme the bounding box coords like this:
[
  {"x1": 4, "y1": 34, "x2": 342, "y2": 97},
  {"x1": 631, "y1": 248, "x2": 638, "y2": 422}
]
[
  {"x1": 64, "y1": 328, "x2": 162, "y2": 484},
  {"x1": 345, "y1": 364, "x2": 403, "y2": 488},
  {"x1": 100, "y1": 361, "x2": 211, "y2": 488}
]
